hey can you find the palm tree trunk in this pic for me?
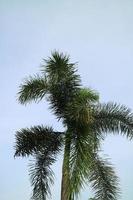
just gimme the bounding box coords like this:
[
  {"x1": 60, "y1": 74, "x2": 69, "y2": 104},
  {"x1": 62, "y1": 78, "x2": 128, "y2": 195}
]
[{"x1": 61, "y1": 135, "x2": 71, "y2": 200}]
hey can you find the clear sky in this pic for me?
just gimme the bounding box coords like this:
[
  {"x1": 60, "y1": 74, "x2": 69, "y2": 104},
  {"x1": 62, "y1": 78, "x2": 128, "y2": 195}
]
[{"x1": 1, "y1": 0, "x2": 133, "y2": 199}]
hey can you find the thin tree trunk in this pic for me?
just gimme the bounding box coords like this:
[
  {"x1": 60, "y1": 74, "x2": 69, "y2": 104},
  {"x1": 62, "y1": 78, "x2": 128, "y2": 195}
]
[{"x1": 61, "y1": 134, "x2": 71, "y2": 200}]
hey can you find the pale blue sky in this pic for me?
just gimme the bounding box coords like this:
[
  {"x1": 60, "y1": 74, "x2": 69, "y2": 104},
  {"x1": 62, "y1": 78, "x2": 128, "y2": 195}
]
[{"x1": 1, "y1": 0, "x2": 133, "y2": 199}]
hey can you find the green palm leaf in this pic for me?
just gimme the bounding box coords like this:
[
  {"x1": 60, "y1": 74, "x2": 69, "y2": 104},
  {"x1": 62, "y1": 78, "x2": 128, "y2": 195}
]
[
  {"x1": 88, "y1": 155, "x2": 120, "y2": 200},
  {"x1": 29, "y1": 151, "x2": 55, "y2": 200},
  {"x1": 69, "y1": 135, "x2": 90, "y2": 199},
  {"x1": 15, "y1": 125, "x2": 63, "y2": 157},
  {"x1": 93, "y1": 102, "x2": 133, "y2": 139},
  {"x1": 15, "y1": 125, "x2": 64, "y2": 200},
  {"x1": 18, "y1": 75, "x2": 48, "y2": 104},
  {"x1": 43, "y1": 51, "x2": 81, "y2": 119}
]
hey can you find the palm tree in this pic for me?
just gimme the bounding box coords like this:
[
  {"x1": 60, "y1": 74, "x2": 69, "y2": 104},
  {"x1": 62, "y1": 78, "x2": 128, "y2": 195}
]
[{"x1": 14, "y1": 51, "x2": 133, "y2": 200}]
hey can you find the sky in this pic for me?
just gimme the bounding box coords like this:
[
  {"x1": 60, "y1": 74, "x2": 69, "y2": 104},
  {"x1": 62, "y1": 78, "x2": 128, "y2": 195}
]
[{"x1": 1, "y1": 0, "x2": 133, "y2": 199}]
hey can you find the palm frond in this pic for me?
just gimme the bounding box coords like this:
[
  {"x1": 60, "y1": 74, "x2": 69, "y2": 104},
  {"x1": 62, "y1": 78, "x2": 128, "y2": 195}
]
[
  {"x1": 64, "y1": 88, "x2": 99, "y2": 127},
  {"x1": 88, "y1": 155, "x2": 120, "y2": 200},
  {"x1": 78, "y1": 88, "x2": 99, "y2": 103},
  {"x1": 67, "y1": 131, "x2": 100, "y2": 199},
  {"x1": 18, "y1": 75, "x2": 48, "y2": 104},
  {"x1": 92, "y1": 102, "x2": 133, "y2": 139},
  {"x1": 65, "y1": 122, "x2": 119, "y2": 200},
  {"x1": 29, "y1": 150, "x2": 55, "y2": 200},
  {"x1": 69, "y1": 136, "x2": 89, "y2": 199},
  {"x1": 42, "y1": 51, "x2": 81, "y2": 119},
  {"x1": 14, "y1": 125, "x2": 64, "y2": 157}
]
